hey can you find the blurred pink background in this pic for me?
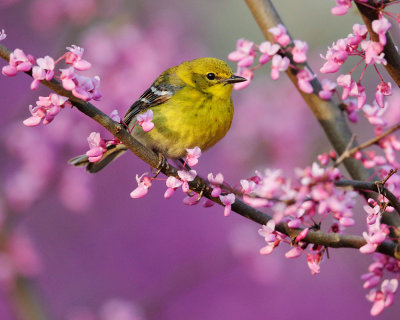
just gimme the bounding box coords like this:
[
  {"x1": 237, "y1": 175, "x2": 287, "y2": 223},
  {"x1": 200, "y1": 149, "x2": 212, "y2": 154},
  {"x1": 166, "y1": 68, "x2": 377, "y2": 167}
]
[{"x1": 0, "y1": 0, "x2": 399, "y2": 319}]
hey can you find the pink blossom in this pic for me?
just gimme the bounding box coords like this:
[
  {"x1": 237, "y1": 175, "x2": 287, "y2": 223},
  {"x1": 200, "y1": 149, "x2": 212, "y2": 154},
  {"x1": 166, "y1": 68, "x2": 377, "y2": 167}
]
[
  {"x1": 372, "y1": 17, "x2": 392, "y2": 46},
  {"x1": 360, "y1": 150, "x2": 386, "y2": 168},
  {"x1": 164, "y1": 176, "x2": 182, "y2": 199},
  {"x1": 219, "y1": 193, "x2": 235, "y2": 216},
  {"x1": 85, "y1": 132, "x2": 107, "y2": 163},
  {"x1": 268, "y1": 24, "x2": 290, "y2": 47},
  {"x1": 344, "y1": 99, "x2": 358, "y2": 122},
  {"x1": 285, "y1": 247, "x2": 302, "y2": 259},
  {"x1": 0, "y1": 29, "x2": 6, "y2": 41},
  {"x1": 352, "y1": 24, "x2": 368, "y2": 41},
  {"x1": 228, "y1": 39, "x2": 256, "y2": 67},
  {"x1": 185, "y1": 146, "x2": 201, "y2": 167},
  {"x1": 208, "y1": 173, "x2": 224, "y2": 197},
  {"x1": 359, "y1": 219, "x2": 389, "y2": 254},
  {"x1": 110, "y1": 109, "x2": 121, "y2": 122},
  {"x1": 363, "y1": 103, "x2": 387, "y2": 127},
  {"x1": 177, "y1": 170, "x2": 197, "y2": 193},
  {"x1": 65, "y1": 45, "x2": 92, "y2": 70},
  {"x1": 367, "y1": 279, "x2": 398, "y2": 316},
  {"x1": 296, "y1": 228, "x2": 309, "y2": 242},
  {"x1": 336, "y1": 74, "x2": 354, "y2": 100},
  {"x1": 318, "y1": 153, "x2": 330, "y2": 165},
  {"x1": 331, "y1": 0, "x2": 352, "y2": 15},
  {"x1": 2, "y1": 48, "x2": 34, "y2": 77},
  {"x1": 292, "y1": 40, "x2": 308, "y2": 63},
  {"x1": 240, "y1": 179, "x2": 256, "y2": 194},
  {"x1": 307, "y1": 253, "x2": 321, "y2": 275},
  {"x1": 355, "y1": 84, "x2": 366, "y2": 109},
  {"x1": 270, "y1": 55, "x2": 289, "y2": 80},
  {"x1": 318, "y1": 79, "x2": 337, "y2": 100},
  {"x1": 243, "y1": 196, "x2": 270, "y2": 208},
  {"x1": 136, "y1": 110, "x2": 154, "y2": 132},
  {"x1": 296, "y1": 67, "x2": 315, "y2": 94},
  {"x1": 375, "y1": 81, "x2": 392, "y2": 108},
  {"x1": 60, "y1": 67, "x2": 77, "y2": 90},
  {"x1": 380, "y1": 135, "x2": 400, "y2": 165},
  {"x1": 72, "y1": 75, "x2": 102, "y2": 101},
  {"x1": 31, "y1": 56, "x2": 55, "y2": 90},
  {"x1": 361, "y1": 41, "x2": 386, "y2": 65},
  {"x1": 258, "y1": 220, "x2": 276, "y2": 243},
  {"x1": 364, "y1": 201, "x2": 380, "y2": 225},
  {"x1": 258, "y1": 41, "x2": 280, "y2": 64},
  {"x1": 234, "y1": 68, "x2": 254, "y2": 90},
  {"x1": 320, "y1": 42, "x2": 348, "y2": 74},
  {"x1": 259, "y1": 243, "x2": 276, "y2": 255},
  {"x1": 23, "y1": 93, "x2": 70, "y2": 126},
  {"x1": 130, "y1": 173, "x2": 152, "y2": 199},
  {"x1": 183, "y1": 193, "x2": 200, "y2": 205},
  {"x1": 362, "y1": 272, "x2": 382, "y2": 289}
]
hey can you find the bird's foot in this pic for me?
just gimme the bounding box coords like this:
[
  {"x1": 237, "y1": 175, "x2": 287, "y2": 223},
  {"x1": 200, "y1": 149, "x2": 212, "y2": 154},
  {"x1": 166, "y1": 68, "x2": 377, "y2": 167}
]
[{"x1": 153, "y1": 153, "x2": 168, "y2": 177}]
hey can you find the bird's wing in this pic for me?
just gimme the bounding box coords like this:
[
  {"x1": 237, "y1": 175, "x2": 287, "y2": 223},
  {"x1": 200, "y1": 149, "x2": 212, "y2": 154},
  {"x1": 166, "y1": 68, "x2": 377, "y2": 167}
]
[{"x1": 123, "y1": 68, "x2": 184, "y2": 125}]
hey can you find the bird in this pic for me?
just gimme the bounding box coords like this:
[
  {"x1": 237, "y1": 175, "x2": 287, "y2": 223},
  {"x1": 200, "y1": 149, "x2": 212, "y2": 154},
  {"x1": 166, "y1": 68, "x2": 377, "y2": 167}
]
[{"x1": 69, "y1": 57, "x2": 246, "y2": 173}]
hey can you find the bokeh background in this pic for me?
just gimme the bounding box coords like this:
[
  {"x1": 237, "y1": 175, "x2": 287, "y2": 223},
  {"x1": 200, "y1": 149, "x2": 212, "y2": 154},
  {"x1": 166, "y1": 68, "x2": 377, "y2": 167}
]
[{"x1": 0, "y1": 0, "x2": 399, "y2": 319}]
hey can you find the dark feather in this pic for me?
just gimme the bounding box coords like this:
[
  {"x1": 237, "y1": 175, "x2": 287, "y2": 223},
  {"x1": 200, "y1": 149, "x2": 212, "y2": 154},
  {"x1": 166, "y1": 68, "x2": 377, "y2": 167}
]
[{"x1": 123, "y1": 69, "x2": 184, "y2": 125}]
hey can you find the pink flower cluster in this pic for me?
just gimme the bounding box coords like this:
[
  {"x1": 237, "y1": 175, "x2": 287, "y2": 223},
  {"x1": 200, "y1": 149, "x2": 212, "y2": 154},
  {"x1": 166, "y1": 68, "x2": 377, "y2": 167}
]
[
  {"x1": 242, "y1": 164, "x2": 358, "y2": 274},
  {"x1": 23, "y1": 93, "x2": 71, "y2": 126},
  {"x1": 331, "y1": 0, "x2": 367, "y2": 16},
  {"x1": 361, "y1": 253, "x2": 400, "y2": 316},
  {"x1": 86, "y1": 132, "x2": 107, "y2": 163},
  {"x1": 129, "y1": 149, "x2": 236, "y2": 217},
  {"x1": 2, "y1": 45, "x2": 102, "y2": 126},
  {"x1": 257, "y1": 218, "x2": 325, "y2": 275},
  {"x1": 244, "y1": 164, "x2": 356, "y2": 231},
  {"x1": 228, "y1": 24, "x2": 314, "y2": 93},
  {"x1": 319, "y1": 18, "x2": 392, "y2": 110}
]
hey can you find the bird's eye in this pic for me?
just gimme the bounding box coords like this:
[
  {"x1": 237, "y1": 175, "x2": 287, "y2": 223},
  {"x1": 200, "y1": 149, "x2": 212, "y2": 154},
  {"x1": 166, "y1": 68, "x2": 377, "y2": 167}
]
[{"x1": 206, "y1": 73, "x2": 216, "y2": 80}]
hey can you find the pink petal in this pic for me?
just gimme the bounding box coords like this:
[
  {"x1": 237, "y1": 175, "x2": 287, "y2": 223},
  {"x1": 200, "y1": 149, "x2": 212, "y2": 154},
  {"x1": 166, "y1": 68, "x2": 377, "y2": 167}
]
[
  {"x1": 2, "y1": 65, "x2": 17, "y2": 76},
  {"x1": 360, "y1": 243, "x2": 377, "y2": 254},
  {"x1": 285, "y1": 247, "x2": 302, "y2": 259},
  {"x1": 164, "y1": 188, "x2": 175, "y2": 199},
  {"x1": 130, "y1": 185, "x2": 148, "y2": 199},
  {"x1": 224, "y1": 204, "x2": 232, "y2": 216},
  {"x1": 141, "y1": 121, "x2": 154, "y2": 132},
  {"x1": 73, "y1": 59, "x2": 92, "y2": 71},
  {"x1": 23, "y1": 116, "x2": 42, "y2": 127}
]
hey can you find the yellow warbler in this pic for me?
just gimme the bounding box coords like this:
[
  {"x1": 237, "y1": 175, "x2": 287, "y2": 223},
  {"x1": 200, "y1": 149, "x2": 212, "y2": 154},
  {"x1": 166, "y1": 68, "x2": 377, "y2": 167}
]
[{"x1": 70, "y1": 57, "x2": 246, "y2": 172}]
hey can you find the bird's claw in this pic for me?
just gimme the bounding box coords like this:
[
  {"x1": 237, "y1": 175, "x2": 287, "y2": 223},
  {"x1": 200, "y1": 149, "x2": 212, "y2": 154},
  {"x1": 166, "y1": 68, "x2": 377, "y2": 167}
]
[{"x1": 153, "y1": 153, "x2": 168, "y2": 177}]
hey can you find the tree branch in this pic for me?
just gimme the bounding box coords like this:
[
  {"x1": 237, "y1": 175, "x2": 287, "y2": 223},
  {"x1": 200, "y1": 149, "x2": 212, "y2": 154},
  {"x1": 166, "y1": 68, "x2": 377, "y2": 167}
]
[
  {"x1": 335, "y1": 179, "x2": 400, "y2": 215},
  {"x1": 0, "y1": 43, "x2": 399, "y2": 262},
  {"x1": 243, "y1": 0, "x2": 400, "y2": 231}
]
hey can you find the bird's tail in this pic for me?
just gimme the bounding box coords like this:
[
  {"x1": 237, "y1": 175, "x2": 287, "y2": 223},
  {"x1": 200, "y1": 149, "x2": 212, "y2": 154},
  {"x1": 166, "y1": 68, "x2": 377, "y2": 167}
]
[{"x1": 68, "y1": 144, "x2": 128, "y2": 173}]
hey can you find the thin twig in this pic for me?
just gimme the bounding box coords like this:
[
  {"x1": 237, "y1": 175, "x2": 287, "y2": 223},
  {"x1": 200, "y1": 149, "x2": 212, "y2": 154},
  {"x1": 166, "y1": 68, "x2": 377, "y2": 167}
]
[
  {"x1": 335, "y1": 133, "x2": 357, "y2": 166},
  {"x1": 335, "y1": 178, "x2": 400, "y2": 215},
  {"x1": 335, "y1": 122, "x2": 400, "y2": 166}
]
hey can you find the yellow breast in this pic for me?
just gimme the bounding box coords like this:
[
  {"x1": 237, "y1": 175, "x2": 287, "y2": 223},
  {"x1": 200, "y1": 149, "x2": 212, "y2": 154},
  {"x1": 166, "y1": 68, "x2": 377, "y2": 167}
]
[{"x1": 132, "y1": 86, "x2": 234, "y2": 159}]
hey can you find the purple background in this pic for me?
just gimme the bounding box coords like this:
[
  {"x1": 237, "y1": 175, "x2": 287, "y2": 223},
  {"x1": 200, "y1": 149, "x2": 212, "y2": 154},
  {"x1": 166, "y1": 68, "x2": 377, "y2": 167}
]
[{"x1": 0, "y1": 1, "x2": 399, "y2": 319}]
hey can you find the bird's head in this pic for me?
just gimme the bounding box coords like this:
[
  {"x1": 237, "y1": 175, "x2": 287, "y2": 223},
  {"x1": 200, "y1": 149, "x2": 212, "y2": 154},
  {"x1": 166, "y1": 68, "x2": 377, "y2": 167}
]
[{"x1": 177, "y1": 57, "x2": 247, "y2": 99}]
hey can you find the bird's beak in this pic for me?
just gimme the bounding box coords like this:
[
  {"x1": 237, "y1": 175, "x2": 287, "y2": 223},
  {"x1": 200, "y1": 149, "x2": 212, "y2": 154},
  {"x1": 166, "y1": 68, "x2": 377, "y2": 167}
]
[{"x1": 222, "y1": 75, "x2": 247, "y2": 84}]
